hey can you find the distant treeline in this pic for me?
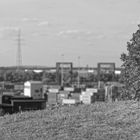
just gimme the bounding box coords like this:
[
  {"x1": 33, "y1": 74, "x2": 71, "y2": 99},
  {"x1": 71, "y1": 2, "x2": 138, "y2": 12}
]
[{"x1": 0, "y1": 70, "x2": 120, "y2": 84}]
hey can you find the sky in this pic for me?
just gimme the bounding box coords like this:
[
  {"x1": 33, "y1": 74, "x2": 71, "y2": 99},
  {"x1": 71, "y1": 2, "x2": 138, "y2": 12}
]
[{"x1": 0, "y1": 0, "x2": 139, "y2": 67}]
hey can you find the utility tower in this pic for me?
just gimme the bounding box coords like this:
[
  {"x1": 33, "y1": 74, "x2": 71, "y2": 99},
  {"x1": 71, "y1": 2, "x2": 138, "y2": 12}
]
[{"x1": 16, "y1": 29, "x2": 22, "y2": 71}]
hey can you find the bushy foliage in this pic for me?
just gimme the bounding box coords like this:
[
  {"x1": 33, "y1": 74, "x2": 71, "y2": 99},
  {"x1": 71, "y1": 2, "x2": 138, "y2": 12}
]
[
  {"x1": 120, "y1": 25, "x2": 140, "y2": 99},
  {"x1": 0, "y1": 71, "x2": 43, "y2": 83}
]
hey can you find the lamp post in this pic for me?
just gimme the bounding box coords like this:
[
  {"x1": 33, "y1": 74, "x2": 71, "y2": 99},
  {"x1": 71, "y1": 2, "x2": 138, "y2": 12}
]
[
  {"x1": 61, "y1": 54, "x2": 64, "y2": 87},
  {"x1": 77, "y1": 56, "x2": 80, "y2": 88}
]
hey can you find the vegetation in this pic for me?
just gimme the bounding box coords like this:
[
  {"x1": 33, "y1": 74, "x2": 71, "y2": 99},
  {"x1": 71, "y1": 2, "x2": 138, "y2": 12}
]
[
  {"x1": 99, "y1": 73, "x2": 115, "y2": 82},
  {"x1": 0, "y1": 101, "x2": 139, "y2": 140},
  {"x1": 120, "y1": 25, "x2": 140, "y2": 99},
  {"x1": 0, "y1": 70, "x2": 120, "y2": 86},
  {"x1": 0, "y1": 70, "x2": 43, "y2": 83}
]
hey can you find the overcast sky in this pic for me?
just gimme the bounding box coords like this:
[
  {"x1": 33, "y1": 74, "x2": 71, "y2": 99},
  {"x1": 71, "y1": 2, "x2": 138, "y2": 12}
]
[{"x1": 0, "y1": 0, "x2": 139, "y2": 67}]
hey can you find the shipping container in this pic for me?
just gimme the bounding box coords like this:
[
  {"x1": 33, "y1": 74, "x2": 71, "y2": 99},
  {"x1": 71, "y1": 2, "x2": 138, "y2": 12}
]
[
  {"x1": 81, "y1": 94, "x2": 94, "y2": 104},
  {"x1": 14, "y1": 84, "x2": 24, "y2": 91},
  {"x1": 86, "y1": 88, "x2": 98, "y2": 93},
  {"x1": 64, "y1": 87, "x2": 74, "y2": 92},
  {"x1": 95, "y1": 88, "x2": 105, "y2": 101},
  {"x1": 47, "y1": 92, "x2": 58, "y2": 104},
  {"x1": 70, "y1": 93, "x2": 80, "y2": 102},
  {"x1": 62, "y1": 99, "x2": 76, "y2": 105},
  {"x1": 24, "y1": 81, "x2": 44, "y2": 99},
  {"x1": 48, "y1": 88, "x2": 59, "y2": 93},
  {"x1": 58, "y1": 90, "x2": 71, "y2": 104}
]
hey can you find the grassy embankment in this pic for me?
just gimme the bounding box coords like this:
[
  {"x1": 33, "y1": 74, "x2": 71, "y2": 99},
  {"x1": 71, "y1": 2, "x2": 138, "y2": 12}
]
[{"x1": 0, "y1": 101, "x2": 140, "y2": 140}]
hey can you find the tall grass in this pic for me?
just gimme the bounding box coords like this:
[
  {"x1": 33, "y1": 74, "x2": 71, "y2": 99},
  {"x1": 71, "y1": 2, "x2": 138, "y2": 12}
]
[{"x1": 0, "y1": 101, "x2": 139, "y2": 140}]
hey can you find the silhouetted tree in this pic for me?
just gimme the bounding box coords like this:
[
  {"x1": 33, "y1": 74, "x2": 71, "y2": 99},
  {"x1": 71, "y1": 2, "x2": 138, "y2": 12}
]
[{"x1": 120, "y1": 25, "x2": 140, "y2": 99}]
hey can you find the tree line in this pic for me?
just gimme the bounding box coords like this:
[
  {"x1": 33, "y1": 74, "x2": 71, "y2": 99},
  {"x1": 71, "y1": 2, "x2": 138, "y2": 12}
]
[{"x1": 0, "y1": 70, "x2": 120, "y2": 85}]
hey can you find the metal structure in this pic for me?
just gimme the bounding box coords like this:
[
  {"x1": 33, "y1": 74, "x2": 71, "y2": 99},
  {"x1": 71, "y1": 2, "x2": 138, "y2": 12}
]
[
  {"x1": 56, "y1": 62, "x2": 73, "y2": 86},
  {"x1": 0, "y1": 95, "x2": 46, "y2": 115}
]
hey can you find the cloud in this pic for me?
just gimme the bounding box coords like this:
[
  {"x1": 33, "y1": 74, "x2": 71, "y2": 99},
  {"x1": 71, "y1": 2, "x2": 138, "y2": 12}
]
[
  {"x1": 0, "y1": 26, "x2": 19, "y2": 31},
  {"x1": 38, "y1": 21, "x2": 49, "y2": 26},
  {"x1": 21, "y1": 17, "x2": 49, "y2": 27},
  {"x1": 57, "y1": 29, "x2": 106, "y2": 41},
  {"x1": 21, "y1": 17, "x2": 39, "y2": 22},
  {"x1": 57, "y1": 29, "x2": 80, "y2": 36},
  {"x1": 95, "y1": 34, "x2": 106, "y2": 39}
]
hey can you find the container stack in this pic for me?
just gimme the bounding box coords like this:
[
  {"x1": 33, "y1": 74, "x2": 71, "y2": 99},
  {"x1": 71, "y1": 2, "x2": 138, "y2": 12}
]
[
  {"x1": 47, "y1": 92, "x2": 58, "y2": 105},
  {"x1": 70, "y1": 93, "x2": 80, "y2": 102},
  {"x1": 24, "y1": 81, "x2": 44, "y2": 99},
  {"x1": 57, "y1": 91, "x2": 70, "y2": 104},
  {"x1": 86, "y1": 88, "x2": 98, "y2": 93},
  {"x1": 96, "y1": 88, "x2": 105, "y2": 101},
  {"x1": 48, "y1": 88, "x2": 59, "y2": 93},
  {"x1": 43, "y1": 85, "x2": 48, "y2": 94},
  {"x1": 80, "y1": 88, "x2": 98, "y2": 104},
  {"x1": 64, "y1": 87, "x2": 74, "y2": 92},
  {"x1": 80, "y1": 91, "x2": 94, "y2": 104},
  {"x1": 14, "y1": 84, "x2": 24, "y2": 91},
  {"x1": 62, "y1": 99, "x2": 76, "y2": 105},
  {"x1": 47, "y1": 87, "x2": 59, "y2": 104}
]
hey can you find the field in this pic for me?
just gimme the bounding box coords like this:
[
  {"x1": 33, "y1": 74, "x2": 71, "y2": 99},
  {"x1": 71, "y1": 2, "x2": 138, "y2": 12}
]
[{"x1": 0, "y1": 101, "x2": 140, "y2": 140}]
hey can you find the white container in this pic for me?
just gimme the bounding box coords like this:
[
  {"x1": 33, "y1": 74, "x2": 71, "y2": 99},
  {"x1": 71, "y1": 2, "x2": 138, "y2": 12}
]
[
  {"x1": 64, "y1": 87, "x2": 74, "y2": 92},
  {"x1": 24, "y1": 81, "x2": 43, "y2": 99},
  {"x1": 81, "y1": 94, "x2": 93, "y2": 104},
  {"x1": 48, "y1": 88, "x2": 59, "y2": 93},
  {"x1": 86, "y1": 88, "x2": 98, "y2": 93},
  {"x1": 82, "y1": 91, "x2": 93, "y2": 96},
  {"x1": 62, "y1": 99, "x2": 76, "y2": 105},
  {"x1": 85, "y1": 91, "x2": 93, "y2": 96},
  {"x1": 81, "y1": 91, "x2": 86, "y2": 95}
]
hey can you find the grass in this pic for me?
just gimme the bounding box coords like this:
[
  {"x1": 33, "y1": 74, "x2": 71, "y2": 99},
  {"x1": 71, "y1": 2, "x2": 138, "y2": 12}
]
[{"x1": 0, "y1": 101, "x2": 140, "y2": 140}]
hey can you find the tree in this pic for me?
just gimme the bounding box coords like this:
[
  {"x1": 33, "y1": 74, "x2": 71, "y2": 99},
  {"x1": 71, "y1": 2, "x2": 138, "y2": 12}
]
[
  {"x1": 120, "y1": 25, "x2": 140, "y2": 99},
  {"x1": 42, "y1": 72, "x2": 56, "y2": 84}
]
